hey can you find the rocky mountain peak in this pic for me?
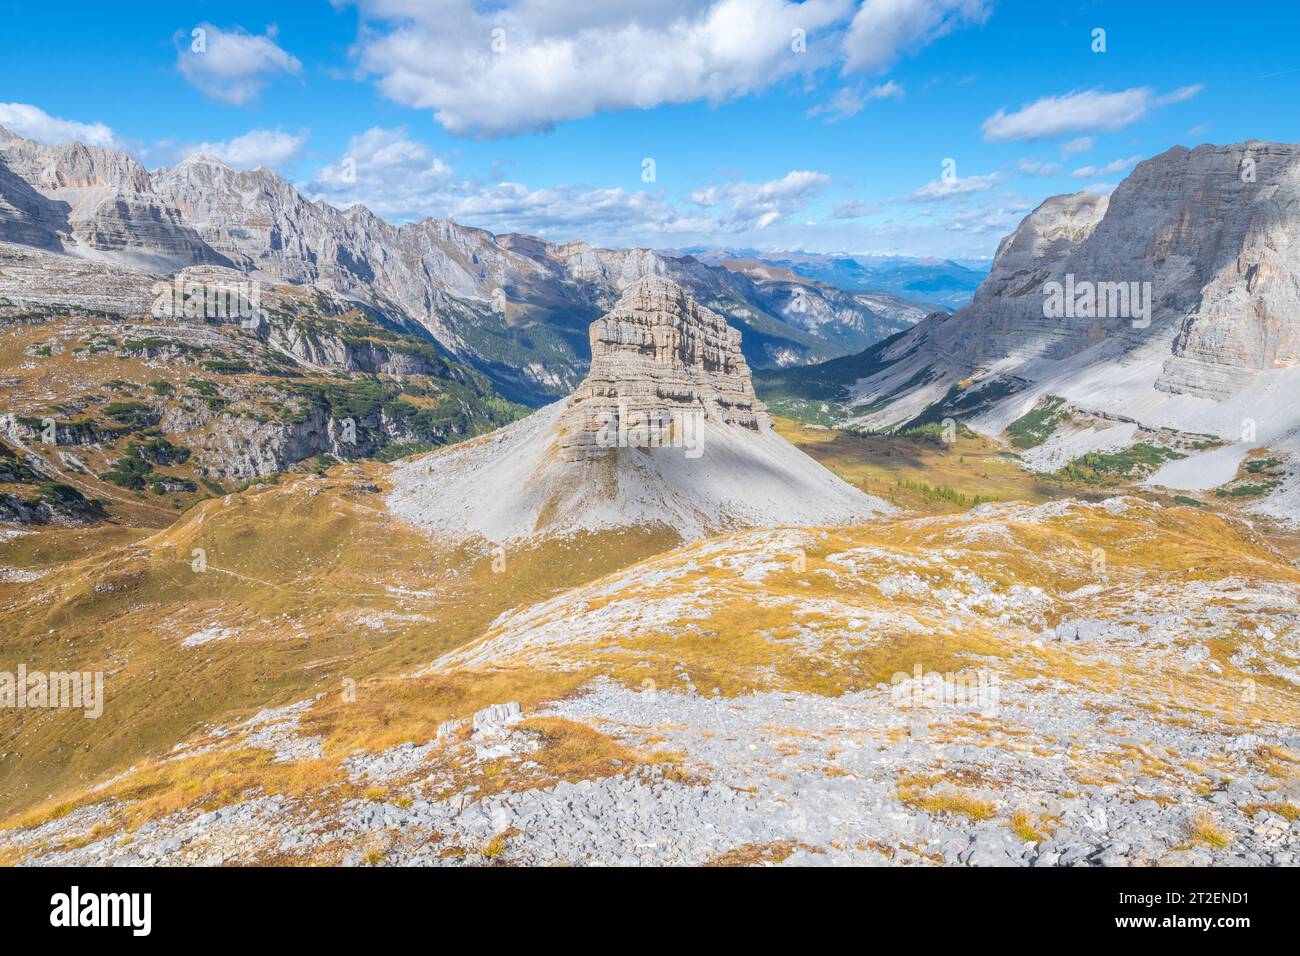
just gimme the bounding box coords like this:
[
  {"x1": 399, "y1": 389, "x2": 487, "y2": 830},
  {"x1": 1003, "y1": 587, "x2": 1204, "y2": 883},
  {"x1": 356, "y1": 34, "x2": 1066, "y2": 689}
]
[
  {"x1": 560, "y1": 277, "x2": 769, "y2": 461},
  {"x1": 173, "y1": 152, "x2": 232, "y2": 171}
]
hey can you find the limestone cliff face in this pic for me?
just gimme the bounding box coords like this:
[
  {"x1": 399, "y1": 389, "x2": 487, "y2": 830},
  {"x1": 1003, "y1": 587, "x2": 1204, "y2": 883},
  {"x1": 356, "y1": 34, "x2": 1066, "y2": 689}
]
[
  {"x1": 388, "y1": 278, "x2": 887, "y2": 544},
  {"x1": 1157, "y1": 143, "x2": 1300, "y2": 396},
  {"x1": 0, "y1": 134, "x2": 221, "y2": 265},
  {"x1": 559, "y1": 277, "x2": 769, "y2": 461},
  {"x1": 849, "y1": 140, "x2": 1300, "y2": 429}
]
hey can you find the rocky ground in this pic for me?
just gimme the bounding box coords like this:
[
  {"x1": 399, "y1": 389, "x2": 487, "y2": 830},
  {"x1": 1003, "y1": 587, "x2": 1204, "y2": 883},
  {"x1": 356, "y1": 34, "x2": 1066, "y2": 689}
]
[
  {"x1": 4, "y1": 497, "x2": 1297, "y2": 867},
  {"x1": 7, "y1": 677, "x2": 1296, "y2": 867}
]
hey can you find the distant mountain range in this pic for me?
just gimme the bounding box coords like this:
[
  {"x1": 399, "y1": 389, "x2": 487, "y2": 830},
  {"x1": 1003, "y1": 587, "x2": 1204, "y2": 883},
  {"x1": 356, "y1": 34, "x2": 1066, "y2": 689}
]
[
  {"x1": 685, "y1": 248, "x2": 990, "y2": 309},
  {"x1": 0, "y1": 127, "x2": 941, "y2": 407}
]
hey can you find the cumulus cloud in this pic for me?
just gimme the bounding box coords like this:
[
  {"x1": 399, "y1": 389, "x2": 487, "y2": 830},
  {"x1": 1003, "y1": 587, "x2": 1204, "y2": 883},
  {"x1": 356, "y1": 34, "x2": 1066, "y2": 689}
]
[
  {"x1": 0, "y1": 102, "x2": 122, "y2": 148},
  {"x1": 908, "y1": 171, "x2": 1002, "y2": 200},
  {"x1": 1016, "y1": 158, "x2": 1062, "y2": 177},
  {"x1": 345, "y1": 0, "x2": 986, "y2": 137},
  {"x1": 944, "y1": 198, "x2": 1033, "y2": 235},
  {"x1": 1070, "y1": 154, "x2": 1142, "y2": 179},
  {"x1": 350, "y1": 0, "x2": 848, "y2": 137},
  {"x1": 1060, "y1": 136, "x2": 1094, "y2": 157},
  {"x1": 300, "y1": 127, "x2": 695, "y2": 236},
  {"x1": 301, "y1": 127, "x2": 827, "y2": 241},
  {"x1": 452, "y1": 183, "x2": 712, "y2": 237},
  {"x1": 842, "y1": 0, "x2": 991, "y2": 73},
  {"x1": 981, "y1": 85, "x2": 1203, "y2": 141},
  {"x1": 183, "y1": 128, "x2": 307, "y2": 169},
  {"x1": 177, "y1": 23, "x2": 303, "y2": 105},
  {"x1": 691, "y1": 170, "x2": 832, "y2": 230},
  {"x1": 301, "y1": 127, "x2": 455, "y2": 221},
  {"x1": 806, "y1": 80, "x2": 904, "y2": 122}
]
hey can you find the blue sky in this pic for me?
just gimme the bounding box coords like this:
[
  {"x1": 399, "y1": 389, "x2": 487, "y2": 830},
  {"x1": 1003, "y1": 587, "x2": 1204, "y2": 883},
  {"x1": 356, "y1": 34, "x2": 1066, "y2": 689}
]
[{"x1": 1, "y1": 0, "x2": 1296, "y2": 257}]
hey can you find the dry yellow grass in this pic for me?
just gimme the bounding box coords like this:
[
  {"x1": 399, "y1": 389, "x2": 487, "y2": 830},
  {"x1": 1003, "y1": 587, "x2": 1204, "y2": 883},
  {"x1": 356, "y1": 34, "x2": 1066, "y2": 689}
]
[
  {"x1": 896, "y1": 772, "x2": 997, "y2": 821},
  {"x1": 704, "y1": 840, "x2": 821, "y2": 866},
  {"x1": 302, "y1": 668, "x2": 591, "y2": 758},
  {"x1": 914, "y1": 793, "x2": 997, "y2": 821},
  {"x1": 10, "y1": 747, "x2": 345, "y2": 834},
  {"x1": 6, "y1": 416, "x2": 1300, "y2": 847},
  {"x1": 1010, "y1": 810, "x2": 1048, "y2": 843},
  {"x1": 773, "y1": 416, "x2": 1061, "y2": 515},
  {"x1": 479, "y1": 828, "x2": 520, "y2": 862},
  {"x1": 0, "y1": 466, "x2": 678, "y2": 821},
  {"x1": 519, "y1": 717, "x2": 657, "y2": 782},
  {"x1": 1189, "y1": 813, "x2": 1233, "y2": 849},
  {"x1": 1242, "y1": 802, "x2": 1300, "y2": 821}
]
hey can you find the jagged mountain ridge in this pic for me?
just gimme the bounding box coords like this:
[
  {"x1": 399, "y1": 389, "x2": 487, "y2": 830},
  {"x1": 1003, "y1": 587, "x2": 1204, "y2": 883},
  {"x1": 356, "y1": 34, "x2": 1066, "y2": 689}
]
[{"x1": 0, "y1": 128, "x2": 928, "y2": 405}]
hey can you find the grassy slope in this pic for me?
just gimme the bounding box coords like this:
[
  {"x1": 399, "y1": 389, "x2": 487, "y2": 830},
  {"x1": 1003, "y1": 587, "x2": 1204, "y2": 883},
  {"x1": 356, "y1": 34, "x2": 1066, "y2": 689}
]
[
  {"x1": 8, "y1": 488, "x2": 1297, "y2": 847},
  {"x1": 3, "y1": 406, "x2": 1298, "y2": 835},
  {"x1": 0, "y1": 462, "x2": 679, "y2": 817},
  {"x1": 0, "y1": 311, "x2": 525, "y2": 526},
  {"x1": 773, "y1": 416, "x2": 1063, "y2": 514}
]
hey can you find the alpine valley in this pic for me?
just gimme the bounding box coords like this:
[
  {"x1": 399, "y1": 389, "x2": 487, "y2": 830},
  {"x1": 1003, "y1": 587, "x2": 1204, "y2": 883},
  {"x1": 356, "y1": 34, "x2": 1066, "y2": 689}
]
[{"x1": 1, "y1": 128, "x2": 1297, "y2": 870}]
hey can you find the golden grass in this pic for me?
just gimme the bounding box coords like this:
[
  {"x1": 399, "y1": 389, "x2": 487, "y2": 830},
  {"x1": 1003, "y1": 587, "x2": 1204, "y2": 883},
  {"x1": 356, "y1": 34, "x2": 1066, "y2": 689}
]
[
  {"x1": 479, "y1": 828, "x2": 520, "y2": 862},
  {"x1": 7, "y1": 414, "x2": 1300, "y2": 844},
  {"x1": 896, "y1": 772, "x2": 997, "y2": 821},
  {"x1": 302, "y1": 668, "x2": 590, "y2": 759},
  {"x1": 1242, "y1": 802, "x2": 1300, "y2": 822},
  {"x1": 1188, "y1": 813, "x2": 1233, "y2": 850},
  {"x1": 2, "y1": 745, "x2": 343, "y2": 836},
  {"x1": 0, "y1": 471, "x2": 678, "y2": 820},
  {"x1": 520, "y1": 717, "x2": 645, "y2": 780},
  {"x1": 1010, "y1": 810, "x2": 1048, "y2": 843},
  {"x1": 773, "y1": 416, "x2": 1060, "y2": 516},
  {"x1": 914, "y1": 793, "x2": 997, "y2": 821},
  {"x1": 704, "y1": 840, "x2": 820, "y2": 867}
]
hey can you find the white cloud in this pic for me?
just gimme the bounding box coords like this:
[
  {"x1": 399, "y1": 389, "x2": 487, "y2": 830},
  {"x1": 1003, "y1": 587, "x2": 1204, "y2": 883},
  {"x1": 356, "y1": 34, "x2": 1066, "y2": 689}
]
[
  {"x1": 832, "y1": 198, "x2": 878, "y2": 218},
  {"x1": 944, "y1": 199, "x2": 1032, "y2": 235},
  {"x1": 1070, "y1": 154, "x2": 1142, "y2": 179},
  {"x1": 302, "y1": 126, "x2": 827, "y2": 241},
  {"x1": 807, "y1": 80, "x2": 904, "y2": 122},
  {"x1": 301, "y1": 128, "x2": 455, "y2": 221},
  {"x1": 453, "y1": 183, "x2": 712, "y2": 237},
  {"x1": 1016, "y1": 158, "x2": 1061, "y2": 177},
  {"x1": 1060, "y1": 136, "x2": 1094, "y2": 157},
  {"x1": 982, "y1": 85, "x2": 1203, "y2": 141},
  {"x1": 177, "y1": 23, "x2": 303, "y2": 105},
  {"x1": 0, "y1": 102, "x2": 122, "y2": 148},
  {"x1": 351, "y1": 0, "x2": 850, "y2": 137},
  {"x1": 183, "y1": 129, "x2": 307, "y2": 169},
  {"x1": 842, "y1": 0, "x2": 991, "y2": 73},
  {"x1": 300, "y1": 127, "x2": 702, "y2": 236},
  {"x1": 908, "y1": 171, "x2": 1002, "y2": 200},
  {"x1": 691, "y1": 170, "x2": 832, "y2": 230},
  {"x1": 347, "y1": 0, "x2": 986, "y2": 137}
]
